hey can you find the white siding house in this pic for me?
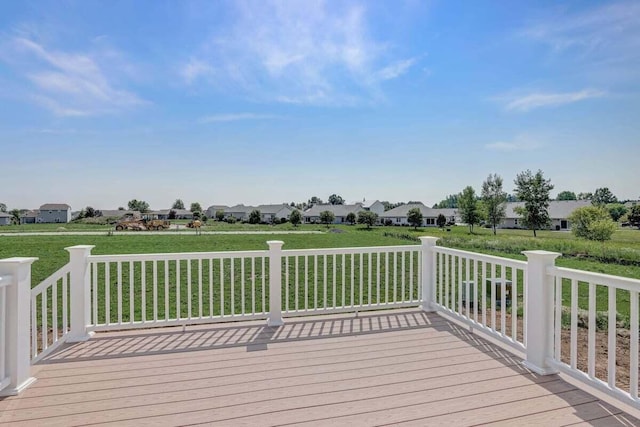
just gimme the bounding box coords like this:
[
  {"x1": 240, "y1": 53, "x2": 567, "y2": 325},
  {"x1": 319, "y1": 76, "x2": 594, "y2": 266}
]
[
  {"x1": 37, "y1": 204, "x2": 71, "y2": 223},
  {"x1": 0, "y1": 212, "x2": 11, "y2": 225},
  {"x1": 303, "y1": 204, "x2": 365, "y2": 224},
  {"x1": 500, "y1": 200, "x2": 591, "y2": 230}
]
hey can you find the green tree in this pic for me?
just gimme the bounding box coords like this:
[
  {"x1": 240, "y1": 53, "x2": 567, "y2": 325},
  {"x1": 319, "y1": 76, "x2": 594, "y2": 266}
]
[
  {"x1": 172, "y1": 199, "x2": 185, "y2": 210},
  {"x1": 577, "y1": 192, "x2": 593, "y2": 200},
  {"x1": 481, "y1": 173, "x2": 507, "y2": 235},
  {"x1": 346, "y1": 212, "x2": 356, "y2": 225},
  {"x1": 215, "y1": 209, "x2": 225, "y2": 221},
  {"x1": 569, "y1": 206, "x2": 616, "y2": 241},
  {"x1": 513, "y1": 169, "x2": 554, "y2": 237},
  {"x1": 556, "y1": 191, "x2": 577, "y2": 201},
  {"x1": 289, "y1": 209, "x2": 302, "y2": 227},
  {"x1": 458, "y1": 186, "x2": 481, "y2": 233},
  {"x1": 308, "y1": 196, "x2": 324, "y2": 207},
  {"x1": 128, "y1": 199, "x2": 150, "y2": 213},
  {"x1": 357, "y1": 211, "x2": 378, "y2": 229},
  {"x1": 84, "y1": 206, "x2": 96, "y2": 218},
  {"x1": 168, "y1": 210, "x2": 177, "y2": 220},
  {"x1": 9, "y1": 208, "x2": 21, "y2": 224},
  {"x1": 606, "y1": 203, "x2": 628, "y2": 222},
  {"x1": 0, "y1": 203, "x2": 6, "y2": 212},
  {"x1": 249, "y1": 209, "x2": 261, "y2": 224},
  {"x1": 407, "y1": 207, "x2": 423, "y2": 230},
  {"x1": 190, "y1": 202, "x2": 202, "y2": 213},
  {"x1": 592, "y1": 187, "x2": 617, "y2": 205},
  {"x1": 436, "y1": 213, "x2": 447, "y2": 229},
  {"x1": 435, "y1": 194, "x2": 458, "y2": 208},
  {"x1": 319, "y1": 210, "x2": 335, "y2": 227},
  {"x1": 627, "y1": 205, "x2": 640, "y2": 229},
  {"x1": 328, "y1": 194, "x2": 344, "y2": 205}
]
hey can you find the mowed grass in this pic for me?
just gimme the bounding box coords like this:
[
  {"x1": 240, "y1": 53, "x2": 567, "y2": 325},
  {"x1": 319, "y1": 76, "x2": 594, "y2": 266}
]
[{"x1": 3, "y1": 223, "x2": 640, "y2": 322}]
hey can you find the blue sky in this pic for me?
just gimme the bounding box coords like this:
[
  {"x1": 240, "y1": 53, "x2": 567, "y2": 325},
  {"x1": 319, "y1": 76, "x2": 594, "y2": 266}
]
[{"x1": 1, "y1": 0, "x2": 638, "y2": 210}]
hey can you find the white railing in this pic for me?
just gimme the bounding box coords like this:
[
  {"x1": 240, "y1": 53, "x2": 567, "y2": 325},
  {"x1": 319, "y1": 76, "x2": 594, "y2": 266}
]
[
  {"x1": 0, "y1": 275, "x2": 10, "y2": 392},
  {"x1": 548, "y1": 266, "x2": 640, "y2": 408},
  {"x1": 87, "y1": 250, "x2": 270, "y2": 331},
  {"x1": 281, "y1": 245, "x2": 422, "y2": 317},
  {"x1": 30, "y1": 265, "x2": 71, "y2": 363},
  {"x1": 432, "y1": 247, "x2": 528, "y2": 351},
  {"x1": 2, "y1": 237, "x2": 640, "y2": 413}
]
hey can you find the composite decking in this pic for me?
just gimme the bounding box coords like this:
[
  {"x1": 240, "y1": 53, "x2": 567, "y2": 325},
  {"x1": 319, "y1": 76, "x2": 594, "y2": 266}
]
[{"x1": 0, "y1": 310, "x2": 637, "y2": 426}]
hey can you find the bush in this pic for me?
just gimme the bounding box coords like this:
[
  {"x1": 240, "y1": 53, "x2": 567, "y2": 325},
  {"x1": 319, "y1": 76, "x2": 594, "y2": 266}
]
[
  {"x1": 226, "y1": 216, "x2": 237, "y2": 224},
  {"x1": 569, "y1": 206, "x2": 616, "y2": 242}
]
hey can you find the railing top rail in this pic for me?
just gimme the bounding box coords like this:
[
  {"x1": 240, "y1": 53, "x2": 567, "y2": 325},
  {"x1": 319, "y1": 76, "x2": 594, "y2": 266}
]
[
  {"x1": 281, "y1": 245, "x2": 421, "y2": 256},
  {"x1": 434, "y1": 246, "x2": 528, "y2": 268},
  {"x1": 548, "y1": 266, "x2": 640, "y2": 292},
  {"x1": 0, "y1": 274, "x2": 12, "y2": 289},
  {"x1": 89, "y1": 249, "x2": 269, "y2": 263},
  {"x1": 31, "y1": 264, "x2": 71, "y2": 295}
]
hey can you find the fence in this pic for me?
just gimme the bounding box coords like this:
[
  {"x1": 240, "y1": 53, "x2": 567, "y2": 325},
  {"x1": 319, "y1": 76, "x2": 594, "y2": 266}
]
[{"x1": 1, "y1": 237, "x2": 638, "y2": 412}]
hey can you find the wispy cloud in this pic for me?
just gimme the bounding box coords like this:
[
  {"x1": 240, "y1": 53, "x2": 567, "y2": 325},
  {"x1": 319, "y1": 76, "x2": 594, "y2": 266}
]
[
  {"x1": 1, "y1": 36, "x2": 145, "y2": 116},
  {"x1": 500, "y1": 89, "x2": 606, "y2": 112},
  {"x1": 179, "y1": 1, "x2": 420, "y2": 105},
  {"x1": 485, "y1": 135, "x2": 544, "y2": 152},
  {"x1": 198, "y1": 113, "x2": 281, "y2": 123},
  {"x1": 520, "y1": 1, "x2": 640, "y2": 62}
]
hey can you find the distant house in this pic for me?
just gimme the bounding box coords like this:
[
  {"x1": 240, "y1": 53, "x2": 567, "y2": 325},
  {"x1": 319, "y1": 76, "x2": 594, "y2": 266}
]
[
  {"x1": 224, "y1": 205, "x2": 254, "y2": 221},
  {"x1": 152, "y1": 209, "x2": 194, "y2": 220},
  {"x1": 357, "y1": 200, "x2": 385, "y2": 217},
  {"x1": 206, "y1": 205, "x2": 230, "y2": 219},
  {"x1": 20, "y1": 210, "x2": 38, "y2": 224},
  {"x1": 0, "y1": 212, "x2": 11, "y2": 226},
  {"x1": 98, "y1": 210, "x2": 141, "y2": 220},
  {"x1": 303, "y1": 204, "x2": 365, "y2": 224},
  {"x1": 432, "y1": 208, "x2": 460, "y2": 224},
  {"x1": 500, "y1": 200, "x2": 591, "y2": 231},
  {"x1": 380, "y1": 203, "x2": 440, "y2": 226},
  {"x1": 256, "y1": 204, "x2": 295, "y2": 223},
  {"x1": 37, "y1": 204, "x2": 71, "y2": 223}
]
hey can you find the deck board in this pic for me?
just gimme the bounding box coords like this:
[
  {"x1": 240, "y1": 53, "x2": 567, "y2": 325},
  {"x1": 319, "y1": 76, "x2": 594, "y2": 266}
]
[{"x1": 1, "y1": 309, "x2": 637, "y2": 427}]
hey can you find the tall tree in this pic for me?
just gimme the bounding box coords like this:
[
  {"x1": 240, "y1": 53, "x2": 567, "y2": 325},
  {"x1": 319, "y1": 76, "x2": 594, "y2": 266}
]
[
  {"x1": 84, "y1": 206, "x2": 96, "y2": 218},
  {"x1": 319, "y1": 210, "x2": 335, "y2": 227},
  {"x1": 0, "y1": 203, "x2": 6, "y2": 212},
  {"x1": 577, "y1": 192, "x2": 593, "y2": 200},
  {"x1": 592, "y1": 187, "x2": 618, "y2": 205},
  {"x1": 289, "y1": 210, "x2": 302, "y2": 227},
  {"x1": 172, "y1": 199, "x2": 185, "y2": 209},
  {"x1": 328, "y1": 194, "x2": 344, "y2": 205},
  {"x1": 346, "y1": 212, "x2": 356, "y2": 225},
  {"x1": 9, "y1": 208, "x2": 21, "y2": 224},
  {"x1": 606, "y1": 203, "x2": 627, "y2": 222},
  {"x1": 481, "y1": 173, "x2": 507, "y2": 235},
  {"x1": 215, "y1": 209, "x2": 225, "y2": 221},
  {"x1": 436, "y1": 213, "x2": 447, "y2": 229},
  {"x1": 435, "y1": 194, "x2": 458, "y2": 208},
  {"x1": 128, "y1": 199, "x2": 150, "y2": 213},
  {"x1": 556, "y1": 191, "x2": 577, "y2": 201},
  {"x1": 248, "y1": 209, "x2": 261, "y2": 224},
  {"x1": 513, "y1": 169, "x2": 554, "y2": 237},
  {"x1": 190, "y1": 202, "x2": 202, "y2": 213},
  {"x1": 627, "y1": 205, "x2": 640, "y2": 229},
  {"x1": 458, "y1": 186, "x2": 481, "y2": 233},
  {"x1": 407, "y1": 207, "x2": 424, "y2": 230},
  {"x1": 357, "y1": 211, "x2": 378, "y2": 229},
  {"x1": 308, "y1": 196, "x2": 324, "y2": 207}
]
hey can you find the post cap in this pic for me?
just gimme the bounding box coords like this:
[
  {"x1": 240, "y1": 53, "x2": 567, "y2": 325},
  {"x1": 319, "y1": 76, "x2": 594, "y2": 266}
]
[
  {"x1": 0, "y1": 257, "x2": 38, "y2": 265},
  {"x1": 522, "y1": 250, "x2": 561, "y2": 260},
  {"x1": 419, "y1": 236, "x2": 439, "y2": 245},
  {"x1": 267, "y1": 240, "x2": 284, "y2": 249}
]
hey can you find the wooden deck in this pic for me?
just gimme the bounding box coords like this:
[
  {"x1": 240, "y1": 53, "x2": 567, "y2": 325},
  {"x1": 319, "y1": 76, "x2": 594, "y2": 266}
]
[{"x1": 1, "y1": 310, "x2": 638, "y2": 426}]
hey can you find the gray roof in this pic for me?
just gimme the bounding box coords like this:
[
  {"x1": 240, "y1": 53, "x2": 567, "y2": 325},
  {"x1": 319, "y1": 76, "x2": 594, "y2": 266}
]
[
  {"x1": 380, "y1": 203, "x2": 437, "y2": 218},
  {"x1": 226, "y1": 204, "x2": 255, "y2": 214},
  {"x1": 21, "y1": 210, "x2": 39, "y2": 218},
  {"x1": 303, "y1": 204, "x2": 365, "y2": 217},
  {"x1": 256, "y1": 204, "x2": 294, "y2": 215},
  {"x1": 99, "y1": 210, "x2": 139, "y2": 217},
  {"x1": 40, "y1": 203, "x2": 71, "y2": 210},
  {"x1": 152, "y1": 209, "x2": 193, "y2": 216},
  {"x1": 505, "y1": 200, "x2": 591, "y2": 219},
  {"x1": 207, "y1": 205, "x2": 229, "y2": 211},
  {"x1": 0, "y1": 212, "x2": 11, "y2": 218},
  {"x1": 432, "y1": 208, "x2": 458, "y2": 217}
]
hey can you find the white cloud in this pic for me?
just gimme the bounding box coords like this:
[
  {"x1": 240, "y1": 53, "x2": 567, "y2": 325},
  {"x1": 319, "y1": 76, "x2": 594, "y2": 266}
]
[
  {"x1": 521, "y1": 1, "x2": 640, "y2": 61},
  {"x1": 485, "y1": 135, "x2": 544, "y2": 152},
  {"x1": 198, "y1": 113, "x2": 281, "y2": 123},
  {"x1": 180, "y1": 1, "x2": 420, "y2": 105},
  {"x1": 3, "y1": 36, "x2": 145, "y2": 116},
  {"x1": 502, "y1": 89, "x2": 606, "y2": 112}
]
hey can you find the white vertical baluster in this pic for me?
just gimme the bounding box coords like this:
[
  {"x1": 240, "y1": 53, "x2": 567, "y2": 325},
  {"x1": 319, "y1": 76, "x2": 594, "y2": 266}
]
[
  {"x1": 41, "y1": 289, "x2": 47, "y2": 352},
  {"x1": 482, "y1": 261, "x2": 487, "y2": 327},
  {"x1": 285, "y1": 256, "x2": 289, "y2": 312},
  {"x1": 359, "y1": 253, "x2": 364, "y2": 307},
  {"x1": 465, "y1": 258, "x2": 470, "y2": 318},
  {"x1": 105, "y1": 263, "x2": 111, "y2": 324},
  {"x1": 401, "y1": 251, "x2": 405, "y2": 304},
  {"x1": 261, "y1": 257, "x2": 266, "y2": 314},
  {"x1": 630, "y1": 290, "x2": 638, "y2": 398},
  {"x1": 220, "y1": 259, "x2": 225, "y2": 317},
  {"x1": 176, "y1": 260, "x2": 181, "y2": 320},
  {"x1": 306, "y1": 256, "x2": 310, "y2": 311},
  {"x1": 91, "y1": 262, "x2": 97, "y2": 326},
  {"x1": 588, "y1": 282, "x2": 596, "y2": 378},
  {"x1": 570, "y1": 279, "x2": 578, "y2": 369},
  {"x1": 209, "y1": 259, "x2": 214, "y2": 317},
  {"x1": 198, "y1": 259, "x2": 203, "y2": 318},
  {"x1": 393, "y1": 252, "x2": 398, "y2": 304},
  {"x1": 385, "y1": 253, "x2": 389, "y2": 305},
  {"x1": 458, "y1": 256, "x2": 462, "y2": 314},
  {"x1": 608, "y1": 286, "x2": 617, "y2": 388},
  {"x1": 251, "y1": 257, "x2": 256, "y2": 315},
  {"x1": 409, "y1": 251, "x2": 413, "y2": 303},
  {"x1": 230, "y1": 258, "x2": 235, "y2": 316},
  {"x1": 376, "y1": 252, "x2": 381, "y2": 305},
  {"x1": 62, "y1": 273, "x2": 68, "y2": 333},
  {"x1": 241, "y1": 258, "x2": 245, "y2": 315},
  {"x1": 474, "y1": 260, "x2": 479, "y2": 323},
  {"x1": 31, "y1": 297, "x2": 37, "y2": 358},
  {"x1": 188, "y1": 259, "x2": 193, "y2": 319},
  {"x1": 554, "y1": 276, "x2": 562, "y2": 360},
  {"x1": 117, "y1": 262, "x2": 122, "y2": 324},
  {"x1": 129, "y1": 261, "x2": 134, "y2": 324},
  {"x1": 164, "y1": 261, "x2": 169, "y2": 321},
  {"x1": 323, "y1": 255, "x2": 328, "y2": 309},
  {"x1": 444, "y1": 254, "x2": 449, "y2": 309},
  {"x1": 500, "y1": 265, "x2": 506, "y2": 336},
  {"x1": 438, "y1": 252, "x2": 443, "y2": 306},
  {"x1": 512, "y1": 268, "x2": 518, "y2": 342},
  {"x1": 0, "y1": 286, "x2": 5, "y2": 379},
  {"x1": 294, "y1": 256, "x2": 299, "y2": 312},
  {"x1": 141, "y1": 261, "x2": 146, "y2": 323},
  {"x1": 152, "y1": 261, "x2": 157, "y2": 322},
  {"x1": 332, "y1": 255, "x2": 336, "y2": 309},
  {"x1": 52, "y1": 278, "x2": 58, "y2": 343},
  {"x1": 491, "y1": 263, "x2": 496, "y2": 331}
]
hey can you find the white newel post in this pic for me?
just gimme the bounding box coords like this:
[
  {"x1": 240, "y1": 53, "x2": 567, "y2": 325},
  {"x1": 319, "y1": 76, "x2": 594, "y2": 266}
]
[
  {"x1": 0, "y1": 257, "x2": 38, "y2": 396},
  {"x1": 522, "y1": 250, "x2": 561, "y2": 375},
  {"x1": 419, "y1": 237, "x2": 439, "y2": 312},
  {"x1": 66, "y1": 245, "x2": 95, "y2": 342},
  {"x1": 267, "y1": 241, "x2": 284, "y2": 327}
]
